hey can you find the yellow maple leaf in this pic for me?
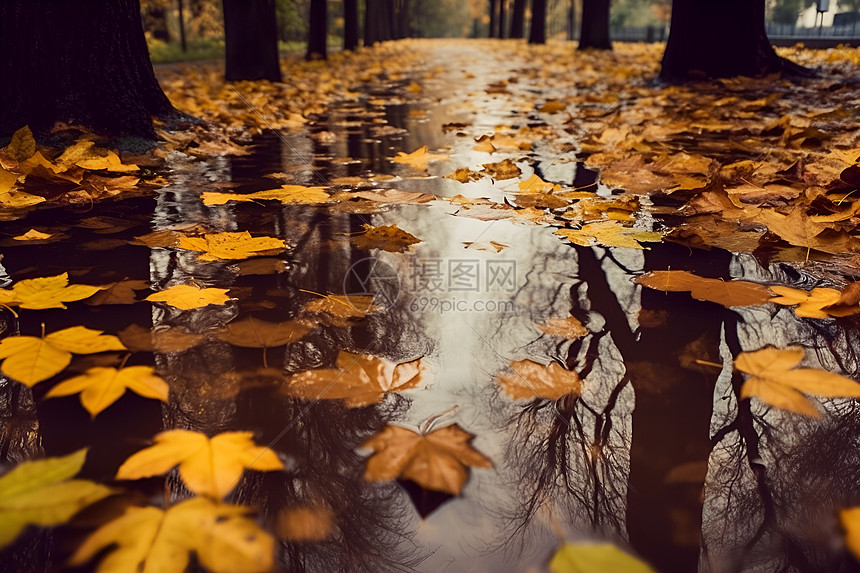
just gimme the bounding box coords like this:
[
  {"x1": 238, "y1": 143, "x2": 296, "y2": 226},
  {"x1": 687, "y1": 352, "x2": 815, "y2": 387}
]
[
  {"x1": 736, "y1": 346, "x2": 860, "y2": 417},
  {"x1": 0, "y1": 273, "x2": 103, "y2": 310},
  {"x1": 0, "y1": 189, "x2": 46, "y2": 208},
  {"x1": 116, "y1": 430, "x2": 283, "y2": 499},
  {"x1": 0, "y1": 326, "x2": 126, "y2": 387},
  {"x1": 75, "y1": 150, "x2": 138, "y2": 172},
  {"x1": 179, "y1": 231, "x2": 285, "y2": 261},
  {"x1": 216, "y1": 317, "x2": 312, "y2": 348},
  {"x1": 362, "y1": 424, "x2": 492, "y2": 495},
  {"x1": 497, "y1": 360, "x2": 582, "y2": 401},
  {"x1": 247, "y1": 184, "x2": 330, "y2": 204},
  {"x1": 392, "y1": 146, "x2": 449, "y2": 171},
  {"x1": 145, "y1": 284, "x2": 230, "y2": 310},
  {"x1": 12, "y1": 229, "x2": 53, "y2": 241},
  {"x1": 518, "y1": 174, "x2": 561, "y2": 194},
  {"x1": 283, "y1": 352, "x2": 425, "y2": 407},
  {"x1": 556, "y1": 221, "x2": 662, "y2": 250},
  {"x1": 0, "y1": 449, "x2": 113, "y2": 549},
  {"x1": 550, "y1": 543, "x2": 656, "y2": 573},
  {"x1": 769, "y1": 285, "x2": 847, "y2": 318},
  {"x1": 200, "y1": 191, "x2": 257, "y2": 206},
  {"x1": 46, "y1": 366, "x2": 169, "y2": 417},
  {"x1": 69, "y1": 497, "x2": 273, "y2": 573},
  {"x1": 351, "y1": 223, "x2": 421, "y2": 253},
  {"x1": 303, "y1": 294, "x2": 379, "y2": 325}
]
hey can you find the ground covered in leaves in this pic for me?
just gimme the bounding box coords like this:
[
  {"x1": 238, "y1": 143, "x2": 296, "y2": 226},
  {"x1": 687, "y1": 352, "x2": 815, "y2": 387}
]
[{"x1": 2, "y1": 39, "x2": 860, "y2": 573}]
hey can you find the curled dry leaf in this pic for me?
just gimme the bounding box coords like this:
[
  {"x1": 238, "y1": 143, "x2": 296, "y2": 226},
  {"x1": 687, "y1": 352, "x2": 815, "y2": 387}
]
[
  {"x1": 116, "y1": 430, "x2": 283, "y2": 499},
  {"x1": 362, "y1": 423, "x2": 492, "y2": 495},
  {"x1": 635, "y1": 270, "x2": 772, "y2": 308},
  {"x1": 283, "y1": 351, "x2": 425, "y2": 407},
  {"x1": 145, "y1": 284, "x2": 230, "y2": 310},
  {"x1": 498, "y1": 360, "x2": 582, "y2": 401},
  {"x1": 736, "y1": 346, "x2": 860, "y2": 418}
]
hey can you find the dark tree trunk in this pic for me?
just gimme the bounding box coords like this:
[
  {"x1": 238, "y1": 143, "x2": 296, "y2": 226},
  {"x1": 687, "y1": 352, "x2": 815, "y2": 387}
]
[
  {"x1": 306, "y1": 0, "x2": 328, "y2": 60},
  {"x1": 498, "y1": 0, "x2": 508, "y2": 38},
  {"x1": 379, "y1": 0, "x2": 394, "y2": 41},
  {"x1": 567, "y1": 0, "x2": 576, "y2": 41},
  {"x1": 489, "y1": 0, "x2": 499, "y2": 37},
  {"x1": 661, "y1": 0, "x2": 798, "y2": 81},
  {"x1": 344, "y1": 0, "x2": 359, "y2": 50},
  {"x1": 509, "y1": 0, "x2": 527, "y2": 38},
  {"x1": 0, "y1": 0, "x2": 175, "y2": 139},
  {"x1": 396, "y1": 0, "x2": 410, "y2": 39},
  {"x1": 223, "y1": 0, "x2": 282, "y2": 81},
  {"x1": 177, "y1": 0, "x2": 187, "y2": 52},
  {"x1": 579, "y1": 0, "x2": 611, "y2": 50},
  {"x1": 365, "y1": 0, "x2": 381, "y2": 45},
  {"x1": 528, "y1": 0, "x2": 546, "y2": 43}
]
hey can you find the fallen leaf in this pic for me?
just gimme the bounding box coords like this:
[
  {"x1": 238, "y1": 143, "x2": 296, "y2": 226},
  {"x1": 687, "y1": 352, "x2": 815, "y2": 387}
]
[
  {"x1": 473, "y1": 136, "x2": 496, "y2": 153},
  {"x1": 462, "y1": 240, "x2": 508, "y2": 252},
  {"x1": 12, "y1": 229, "x2": 52, "y2": 241},
  {"x1": 3, "y1": 126, "x2": 36, "y2": 162},
  {"x1": 636, "y1": 270, "x2": 772, "y2": 308},
  {"x1": 216, "y1": 317, "x2": 312, "y2": 348},
  {"x1": 550, "y1": 543, "x2": 656, "y2": 573},
  {"x1": 536, "y1": 316, "x2": 588, "y2": 339},
  {"x1": 84, "y1": 279, "x2": 150, "y2": 306},
  {"x1": 518, "y1": 174, "x2": 560, "y2": 194},
  {"x1": 283, "y1": 352, "x2": 425, "y2": 407},
  {"x1": 277, "y1": 506, "x2": 334, "y2": 542},
  {"x1": 736, "y1": 346, "x2": 860, "y2": 417},
  {"x1": 75, "y1": 150, "x2": 138, "y2": 172},
  {"x1": 179, "y1": 231, "x2": 285, "y2": 261},
  {"x1": 556, "y1": 221, "x2": 662, "y2": 250},
  {"x1": 0, "y1": 272, "x2": 103, "y2": 309},
  {"x1": 46, "y1": 366, "x2": 169, "y2": 417},
  {"x1": 497, "y1": 360, "x2": 582, "y2": 400},
  {"x1": 116, "y1": 430, "x2": 283, "y2": 499},
  {"x1": 0, "y1": 326, "x2": 126, "y2": 386},
  {"x1": 482, "y1": 158, "x2": 521, "y2": 180},
  {"x1": 303, "y1": 294, "x2": 378, "y2": 324},
  {"x1": 145, "y1": 284, "x2": 231, "y2": 310},
  {"x1": 0, "y1": 449, "x2": 112, "y2": 549},
  {"x1": 118, "y1": 324, "x2": 206, "y2": 353},
  {"x1": 840, "y1": 507, "x2": 860, "y2": 562},
  {"x1": 392, "y1": 146, "x2": 449, "y2": 171},
  {"x1": 538, "y1": 100, "x2": 567, "y2": 114},
  {"x1": 353, "y1": 189, "x2": 436, "y2": 204},
  {"x1": 69, "y1": 497, "x2": 273, "y2": 573},
  {"x1": 362, "y1": 424, "x2": 492, "y2": 495},
  {"x1": 769, "y1": 285, "x2": 860, "y2": 318},
  {"x1": 351, "y1": 224, "x2": 421, "y2": 253}
]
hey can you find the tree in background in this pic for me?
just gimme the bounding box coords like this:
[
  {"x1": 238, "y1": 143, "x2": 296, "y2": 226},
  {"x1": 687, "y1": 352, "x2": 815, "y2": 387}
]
[
  {"x1": 223, "y1": 0, "x2": 281, "y2": 81},
  {"x1": 509, "y1": 0, "x2": 527, "y2": 38},
  {"x1": 661, "y1": 0, "x2": 805, "y2": 81},
  {"x1": 489, "y1": 0, "x2": 500, "y2": 37},
  {"x1": 0, "y1": 0, "x2": 175, "y2": 138},
  {"x1": 529, "y1": 0, "x2": 547, "y2": 43},
  {"x1": 344, "y1": 0, "x2": 359, "y2": 50},
  {"x1": 306, "y1": 0, "x2": 327, "y2": 59},
  {"x1": 579, "y1": 0, "x2": 611, "y2": 49},
  {"x1": 498, "y1": 0, "x2": 508, "y2": 38}
]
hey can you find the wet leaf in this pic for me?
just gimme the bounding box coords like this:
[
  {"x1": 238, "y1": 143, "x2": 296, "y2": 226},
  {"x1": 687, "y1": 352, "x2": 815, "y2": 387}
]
[
  {"x1": 0, "y1": 272, "x2": 103, "y2": 309},
  {"x1": 550, "y1": 543, "x2": 656, "y2": 573},
  {"x1": 277, "y1": 505, "x2": 334, "y2": 542},
  {"x1": 840, "y1": 507, "x2": 860, "y2": 562},
  {"x1": 250, "y1": 184, "x2": 331, "y2": 204},
  {"x1": 352, "y1": 223, "x2": 421, "y2": 253},
  {"x1": 536, "y1": 316, "x2": 589, "y2": 339},
  {"x1": 462, "y1": 240, "x2": 508, "y2": 252},
  {"x1": 304, "y1": 294, "x2": 378, "y2": 324},
  {"x1": 769, "y1": 285, "x2": 860, "y2": 318},
  {"x1": 118, "y1": 324, "x2": 206, "y2": 353},
  {"x1": 736, "y1": 346, "x2": 860, "y2": 418},
  {"x1": 538, "y1": 100, "x2": 566, "y2": 114},
  {"x1": 0, "y1": 166, "x2": 19, "y2": 194},
  {"x1": 556, "y1": 221, "x2": 662, "y2": 250},
  {"x1": 482, "y1": 158, "x2": 521, "y2": 180},
  {"x1": 353, "y1": 189, "x2": 436, "y2": 204},
  {"x1": 0, "y1": 449, "x2": 112, "y2": 549},
  {"x1": 75, "y1": 150, "x2": 138, "y2": 172},
  {"x1": 284, "y1": 352, "x2": 425, "y2": 407},
  {"x1": 498, "y1": 360, "x2": 582, "y2": 400},
  {"x1": 362, "y1": 424, "x2": 492, "y2": 495},
  {"x1": 0, "y1": 326, "x2": 126, "y2": 386},
  {"x1": 393, "y1": 146, "x2": 449, "y2": 171},
  {"x1": 12, "y1": 229, "x2": 52, "y2": 241},
  {"x1": 216, "y1": 317, "x2": 312, "y2": 348},
  {"x1": 69, "y1": 497, "x2": 273, "y2": 573},
  {"x1": 145, "y1": 284, "x2": 231, "y2": 310},
  {"x1": 518, "y1": 174, "x2": 561, "y2": 194},
  {"x1": 46, "y1": 366, "x2": 169, "y2": 417},
  {"x1": 116, "y1": 430, "x2": 283, "y2": 499},
  {"x1": 179, "y1": 231, "x2": 286, "y2": 261},
  {"x1": 84, "y1": 279, "x2": 150, "y2": 306},
  {"x1": 636, "y1": 270, "x2": 773, "y2": 308},
  {"x1": 445, "y1": 167, "x2": 483, "y2": 183}
]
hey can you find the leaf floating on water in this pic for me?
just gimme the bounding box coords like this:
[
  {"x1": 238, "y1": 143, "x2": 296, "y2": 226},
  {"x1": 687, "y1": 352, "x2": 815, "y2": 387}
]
[
  {"x1": 118, "y1": 324, "x2": 206, "y2": 353},
  {"x1": 303, "y1": 294, "x2": 379, "y2": 325},
  {"x1": 481, "y1": 158, "x2": 521, "y2": 180},
  {"x1": 635, "y1": 270, "x2": 772, "y2": 308},
  {"x1": 179, "y1": 231, "x2": 285, "y2": 261},
  {"x1": 498, "y1": 360, "x2": 582, "y2": 401},
  {"x1": 85, "y1": 279, "x2": 150, "y2": 306},
  {"x1": 47, "y1": 366, "x2": 168, "y2": 417},
  {"x1": 250, "y1": 184, "x2": 331, "y2": 204},
  {"x1": 362, "y1": 424, "x2": 492, "y2": 495},
  {"x1": 145, "y1": 284, "x2": 230, "y2": 310},
  {"x1": 392, "y1": 146, "x2": 449, "y2": 171},
  {"x1": 769, "y1": 284, "x2": 860, "y2": 318},
  {"x1": 116, "y1": 430, "x2": 283, "y2": 499},
  {"x1": 75, "y1": 150, "x2": 138, "y2": 173},
  {"x1": 536, "y1": 316, "x2": 588, "y2": 340},
  {"x1": 277, "y1": 505, "x2": 335, "y2": 542},
  {"x1": 0, "y1": 272, "x2": 103, "y2": 310},
  {"x1": 556, "y1": 221, "x2": 662, "y2": 250},
  {"x1": 736, "y1": 346, "x2": 860, "y2": 418},
  {"x1": 549, "y1": 543, "x2": 656, "y2": 573},
  {"x1": 352, "y1": 189, "x2": 436, "y2": 204},
  {"x1": 12, "y1": 229, "x2": 53, "y2": 241},
  {"x1": 352, "y1": 224, "x2": 421, "y2": 253},
  {"x1": 70, "y1": 497, "x2": 274, "y2": 573},
  {"x1": 284, "y1": 352, "x2": 425, "y2": 407},
  {"x1": 216, "y1": 317, "x2": 312, "y2": 348},
  {"x1": 0, "y1": 449, "x2": 113, "y2": 549},
  {"x1": 0, "y1": 326, "x2": 126, "y2": 387},
  {"x1": 200, "y1": 191, "x2": 258, "y2": 206}
]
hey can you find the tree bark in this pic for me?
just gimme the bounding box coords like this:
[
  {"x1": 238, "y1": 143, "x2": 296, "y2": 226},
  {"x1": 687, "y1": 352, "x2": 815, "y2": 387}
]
[
  {"x1": 528, "y1": 0, "x2": 546, "y2": 43},
  {"x1": 489, "y1": 0, "x2": 499, "y2": 37},
  {"x1": 660, "y1": 0, "x2": 800, "y2": 81},
  {"x1": 498, "y1": 0, "x2": 508, "y2": 38},
  {"x1": 396, "y1": 0, "x2": 410, "y2": 39},
  {"x1": 579, "y1": 0, "x2": 611, "y2": 50},
  {"x1": 365, "y1": 0, "x2": 381, "y2": 45},
  {"x1": 344, "y1": 0, "x2": 359, "y2": 50},
  {"x1": 0, "y1": 0, "x2": 175, "y2": 139},
  {"x1": 306, "y1": 0, "x2": 328, "y2": 60},
  {"x1": 223, "y1": 0, "x2": 282, "y2": 81},
  {"x1": 509, "y1": 0, "x2": 527, "y2": 38}
]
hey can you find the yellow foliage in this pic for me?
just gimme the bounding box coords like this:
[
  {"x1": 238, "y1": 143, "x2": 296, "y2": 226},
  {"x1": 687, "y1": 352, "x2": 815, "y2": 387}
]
[{"x1": 46, "y1": 366, "x2": 169, "y2": 417}]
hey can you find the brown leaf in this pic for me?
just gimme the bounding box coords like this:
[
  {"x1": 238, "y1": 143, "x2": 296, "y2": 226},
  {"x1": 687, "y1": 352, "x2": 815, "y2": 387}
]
[
  {"x1": 636, "y1": 270, "x2": 772, "y2": 308},
  {"x1": 498, "y1": 360, "x2": 582, "y2": 400}
]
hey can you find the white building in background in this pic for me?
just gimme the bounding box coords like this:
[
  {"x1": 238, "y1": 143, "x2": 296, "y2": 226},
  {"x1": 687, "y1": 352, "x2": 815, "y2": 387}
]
[{"x1": 798, "y1": 0, "x2": 857, "y2": 27}]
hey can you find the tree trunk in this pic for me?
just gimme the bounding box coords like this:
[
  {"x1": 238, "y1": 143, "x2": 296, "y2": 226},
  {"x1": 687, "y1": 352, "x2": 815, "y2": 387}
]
[
  {"x1": 498, "y1": 0, "x2": 508, "y2": 38},
  {"x1": 397, "y1": 0, "x2": 410, "y2": 39},
  {"x1": 365, "y1": 0, "x2": 381, "y2": 45},
  {"x1": 528, "y1": 0, "x2": 546, "y2": 43},
  {"x1": 0, "y1": 0, "x2": 175, "y2": 139},
  {"x1": 489, "y1": 0, "x2": 499, "y2": 37},
  {"x1": 223, "y1": 0, "x2": 282, "y2": 81},
  {"x1": 509, "y1": 0, "x2": 526, "y2": 38},
  {"x1": 579, "y1": 0, "x2": 611, "y2": 50},
  {"x1": 379, "y1": 0, "x2": 394, "y2": 41},
  {"x1": 660, "y1": 0, "x2": 798, "y2": 81},
  {"x1": 344, "y1": 0, "x2": 359, "y2": 50},
  {"x1": 567, "y1": 0, "x2": 576, "y2": 41},
  {"x1": 306, "y1": 0, "x2": 328, "y2": 60}
]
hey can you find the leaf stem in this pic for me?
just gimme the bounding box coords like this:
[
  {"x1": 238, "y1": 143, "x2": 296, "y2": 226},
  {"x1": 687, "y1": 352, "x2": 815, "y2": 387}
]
[{"x1": 420, "y1": 405, "x2": 459, "y2": 434}]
